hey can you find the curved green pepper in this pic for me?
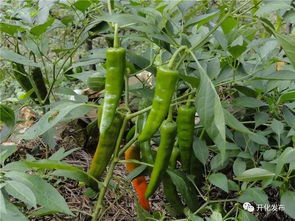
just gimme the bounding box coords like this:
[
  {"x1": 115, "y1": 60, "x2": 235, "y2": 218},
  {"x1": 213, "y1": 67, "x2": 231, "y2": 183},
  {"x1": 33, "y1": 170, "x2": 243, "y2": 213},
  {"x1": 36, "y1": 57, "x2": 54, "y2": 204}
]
[
  {"x1": 145, "y1": 119, "x2": 177, "y2": 198},
  {"x1": 31, "y1": 67, "x2": 49, "y2": 105},
  {"x1": 89, "y1": 112, "x2": 123, "y2": 180},
  {"x1": 100, "y1": 47, "x2": 126, "y2": 133},
  {"x1": 138, "y1": 65, "x2": 178, "y2": 142},
  {"x1": 176, "y1": 104, "x2": 196, "y2": 172},
  {"x1": 12, "y1": 63, "x2": 37, "y2": 100},
  {"x1": 163, "y1": 147, "x2": 185, "y2": 217}
]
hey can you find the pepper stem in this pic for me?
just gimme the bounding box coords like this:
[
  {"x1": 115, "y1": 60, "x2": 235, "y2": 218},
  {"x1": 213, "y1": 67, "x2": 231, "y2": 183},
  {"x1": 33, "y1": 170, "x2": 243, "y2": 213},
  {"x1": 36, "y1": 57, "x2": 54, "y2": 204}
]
[
  {"x1": 113, "y1": 24, "x2": 119, "y2": 48},
  {"x1": 168, "y1": 46, "x2": 187, "y2": 69},
  {"x1": 186, "y1": 94, "x2": 193, "y2": 106},
  {"x1": 168, "y1": 106, "x2": 173, "y2": 121}
]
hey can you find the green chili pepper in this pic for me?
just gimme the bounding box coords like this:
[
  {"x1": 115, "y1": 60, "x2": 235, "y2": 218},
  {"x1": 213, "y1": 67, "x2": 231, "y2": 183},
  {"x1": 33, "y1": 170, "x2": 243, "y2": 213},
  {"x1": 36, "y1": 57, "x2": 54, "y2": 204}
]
[
  {"x1": 145, "y1": 119, "x2": 177, "y2": 198},
  {"x1": 87, "y1": 72, "x2": 105, "y2": 91},
  {"x1": 137, "y1": 100, "x2": 154, "y2": 167},
  {"x1": 163, "y1": 147, "x2": 185, "y2": 217},
  {"x1": 89, "y1": 112, "x2": 123, "y2": 181},
  {"x1": 12, "y1": 63, "x2": 38, "y2": 100},
  {"x1": 138, "y1": 65, "x2": 178, "y2": 142},
  {"x1": 176, "y1": 104, "x2": 196, "y2": 172},
  {"x1": 31, "y1": 67, "x2": 49, "y2": 105},
  {"x1": 100, "y1": 47, "x2": 126, "y2": 133}
]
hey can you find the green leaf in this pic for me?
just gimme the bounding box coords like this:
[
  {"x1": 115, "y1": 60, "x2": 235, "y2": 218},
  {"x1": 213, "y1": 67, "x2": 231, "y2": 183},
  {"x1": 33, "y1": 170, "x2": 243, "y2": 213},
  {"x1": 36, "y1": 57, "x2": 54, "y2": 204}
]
[
  {"x1": 23, "y1": 159, "x2": 83, "y2": 172},
  {"x1": 208, "y1": 211, "x2": 223, "y2": 221},
  {"x1": 224, "y1": 109, "x2": 252, "y2": 134},
  {"x1": 256, "y1": 2, "x2": 292, "y2": 16},
  {"x1": 0, "y1": 199, "x2": 28, "y2": 221},
  {"x1": 18, "y1": 102, "x2": 95, "y2": 140},
  {"x1": 238, "y1": 187, "x2": 269, "y2": 204},
  {"x1": 281, "y1": 191, "x2": 295, "y2": 219},
  {"x1": 232, "y1": 97, "x2": 267, "y2": 108},
  {"x1": 0, "y1": 145, "x2": 17, "y2": 165},
  {"x1": 126, "y1": 165, "x2": 147, "y2": 182},
  {"x1": 254, "y1": 112, "x2": 269, "y2": 128},
  {"x1": 0, "y1": 23, "x2": 25, "y2": 35},
  {"x1": 5, "y1": 171, "x2": 73, "y2": 215},
  {"x1": 49, "y1": 147, "x2": 80, "y2": 161},
  {"x1": 283, "y1": 106, "x2": 295, "y2": 128},
  {"x1": 256, "y1": 70, "x2": 295, "y2": 80},
  {"x1": 0, "y1": 190, "x2": 6, "y2": 214},
  {"x1": 51, "y1": 170, "x2": 91, "y2": 184},
  {"x1": 208, "y1": 173, "x2": 228, "y2": 193},
  {"x1": 0, "y1": 48, "x2": 40, "y2": 67},
  {"x1": 73, "y1": 0, "x2": 91, "y2": 12},
  {"x1": 263, "y1": 149, "x2": 277, "y2": 161},
  {"x1": 235, "y1": 168, "x2": 275, "y2": 182},
  {"x1": 270, "y1": 119, "x2": 284, "y2": 135},
  {"x1": 278, "y1": 90, "x2": 295, "y2": 104},
  {"x1": 30, "y1": 18, "x2": 55, "y2": 36},
  {"x1": 275, "y1": 33, "x2": 295, "y2": 68},
  {"x1": 238, "y1": 210, "x2": 259, "y2": 221},
  {"x1": 4, "y1": 180, "x2": 37, "y2": 208},
  {"x1": 275, "y1": 147, "x2": 295, "y2": 176},
  {"x1": 248, "y1": 133, "x2": 268, "y2": 146},
  {"x1": 167, "y1": 169, "x2": 199, "y2": 211},
  {"x1": 193, "y1": 138, "x2": 209, "y2": 166},
  {"x1": 194, "y1": 59, "x2": 226, "y2": 160},
  {"x1": 185, "y1": 11, "x2": 220, "y2": 28},
  {"x1": 221, "y1": 16, "x2": 238, "y2": 34},
  {"x1": 0, "y1": 104, "x2": 15, "y2": 128},
  {"x1": 233, "y1": 158, "x2": 246, "y2": 176}
]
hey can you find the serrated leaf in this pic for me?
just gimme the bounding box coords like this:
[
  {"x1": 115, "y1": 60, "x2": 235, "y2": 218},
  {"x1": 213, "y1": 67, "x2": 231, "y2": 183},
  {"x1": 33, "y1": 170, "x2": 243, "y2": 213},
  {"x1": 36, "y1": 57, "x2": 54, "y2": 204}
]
[
  {"x1": 208, "y1": 173, "x2": 228, "y2": 193},
  {"x1": 235, "y1": 168, "x2": 275, "y2": 181},
  {"x1": 4, "y1": 180, "x2": 36, "y2": 208},
  {"x1": 5, "y1": 171, "x2": 73, "y2": 215}
]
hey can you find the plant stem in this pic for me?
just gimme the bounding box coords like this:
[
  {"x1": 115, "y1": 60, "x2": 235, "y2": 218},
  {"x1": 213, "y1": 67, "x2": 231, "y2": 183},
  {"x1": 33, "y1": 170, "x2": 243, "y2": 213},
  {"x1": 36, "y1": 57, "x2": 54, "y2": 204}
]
[
  {"x1": 113, "y1": 24, "x2": 119, "y2": 48},
  {"x1": 91, "y1": 116, "x2": 128, "y2": 220},
  {"x1": 168, "y1": 46, "x2": 187, "y2": 69},
  {"x1": 118, "y1": 135, "x2": 138, "y2": 157}
]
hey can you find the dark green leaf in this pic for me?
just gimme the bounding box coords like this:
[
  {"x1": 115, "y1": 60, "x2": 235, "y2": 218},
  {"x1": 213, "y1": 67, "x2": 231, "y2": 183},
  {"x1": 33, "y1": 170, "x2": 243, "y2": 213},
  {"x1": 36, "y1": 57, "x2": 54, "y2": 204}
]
[
  {"x1": 224, "y1": 109, "x2": 252, "y2": 134},
  {"x1": 232, "y1": 97, "x2": 267, "y2": 108},
  {"x1": 238, "y1": 187, "x2": 269, "y2": 204},
  {"x1": 73, "y1": 0, "x2": 91, "y2": 12},
  {"x1": 283, "y1": 106, "x2": 295, "y2": 128},
  {"x1": 193, "y1": 138, "x2": 209, "y2": 166}
]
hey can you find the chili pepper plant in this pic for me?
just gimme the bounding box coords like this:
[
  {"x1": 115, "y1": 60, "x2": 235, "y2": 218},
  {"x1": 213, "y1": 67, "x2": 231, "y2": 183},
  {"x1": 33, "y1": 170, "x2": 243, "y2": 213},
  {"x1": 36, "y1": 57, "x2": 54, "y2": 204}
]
[{"x1": 0, "y1": 1, "x2": 295, "y2": 221}]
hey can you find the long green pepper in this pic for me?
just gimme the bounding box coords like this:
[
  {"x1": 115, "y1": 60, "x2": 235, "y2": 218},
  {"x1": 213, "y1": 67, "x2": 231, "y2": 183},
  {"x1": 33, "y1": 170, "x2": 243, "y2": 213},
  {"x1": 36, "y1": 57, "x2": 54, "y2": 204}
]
[
  {"x1": 145, "y1": 119, "x2": 177, "y2": 198},
  {"x1": 100, "y1": 47, "x2": 125, "y2": 133},
  {"x1": 138, "y1": 65, "x2": 178, "y2": 142},
  {"x1": 163, "y1": 147, "x2": 185, "y2": 217},
  {"x1": 30, "y1": 67, "x2": 50, "y2": 105},
  {"x1": 89, "y1": 112, "x2": 123, "y2": 181},
  {"x1": 176, "y1": 104, "x2": 196, "y2": 172}
]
